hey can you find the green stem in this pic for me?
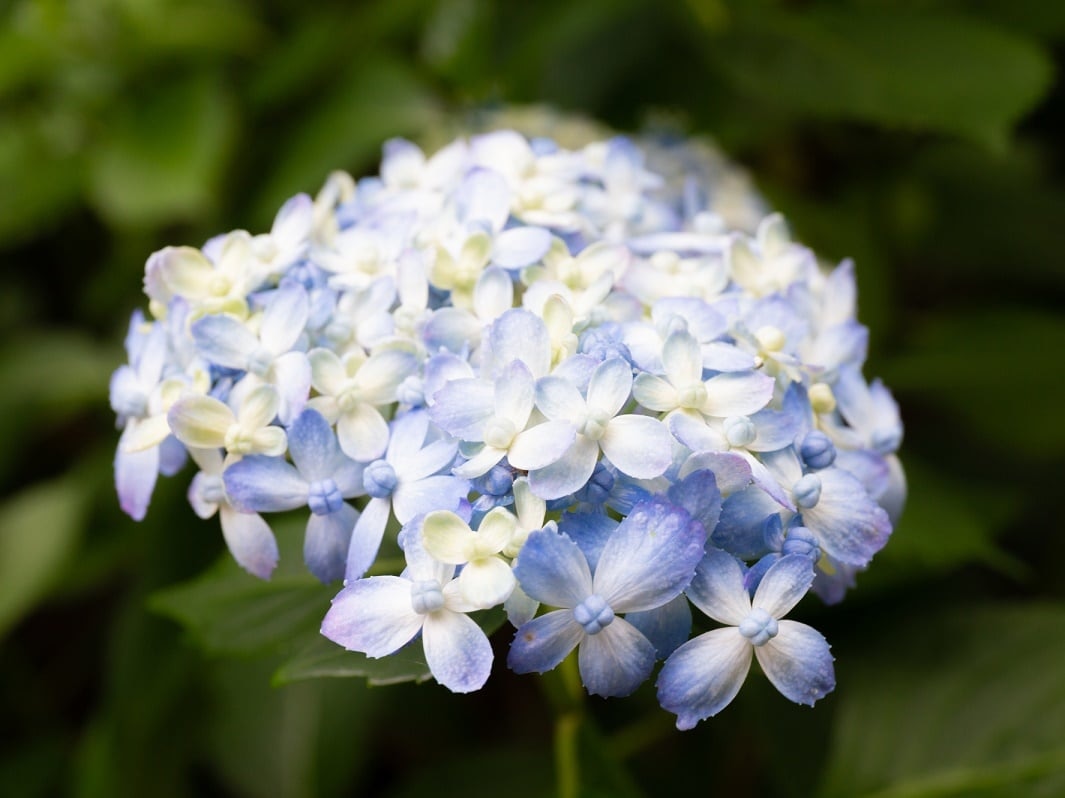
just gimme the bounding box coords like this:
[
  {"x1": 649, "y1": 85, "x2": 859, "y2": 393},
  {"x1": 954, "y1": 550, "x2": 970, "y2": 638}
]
[{"x1": 541, "y1": 653, "x2": 584, "y2": 798}]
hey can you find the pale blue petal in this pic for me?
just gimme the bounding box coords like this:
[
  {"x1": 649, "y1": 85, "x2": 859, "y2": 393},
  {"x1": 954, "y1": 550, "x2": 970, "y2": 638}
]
[
  {"x1": 492, "y1": 226, "x2": 551, "y2": 268},
  {"x1": 223, "y1": 455, "x2": 307, "y2": 512},
  {"x1": 422, "y1": 609, "x2": 494, "y2": 693},
  {"x1": 386, "y1": 409, "x2": 430, "y2": 462},
  {"x1": 260, "y1": 282, "x2": 309, "y2": 354},
  {"x1": 592, "y1": 497, "x2": 706, "y2": 612},
  {"x1": 507, "y1": 421, "x2": 576, "y2": 470},
  {"x1": 115, "y1": 432, "x2": 158, "y2": 521},
  {"x1": 557, "y1": 511, "x2": 618, "y2": 572},
  {"x1": 657, "y1": 627, "x2": 752, "y2": 729},
  {"x1": 344, "y1": 496, "x2": 391, "y2": 581},
  {"x1": 702, "y1": 372, "x2": 775, "y2": 417},
  {"x1": 802, "y1": 468, "x2": 892, "y2": 566},
  {"x1": 586, "y1": 357, "x2": 632, "y2": 418},
  {"x1": 749, "y1": 401, "x2": 803, "y2": 452},
  {"x1": 271, "y1": 350, "x2": 311, "y2": 425},
  {"x1": 755, "y1": 620, "x2": 835, "y2": 706},
  {"x1": 678, "y1": 451, "x2": 753, "y2": 496},
  {"x1": 667, "y1": 468, "x2": 722, "y2": 535},
  {"x1": 668, "y1": 411, "x2": 727, "y2": 452},
  {"x1": 711, "y1": 487, "x2": 780, "y2": 560},
  {"x1": 191, "y1": 314, "x2": 258, "y2": 370},
  {"x1": 495, "y1": 360, "x2": 535, "y2": 426},
  {"x1": 507, "y1": 609, "x2": 585, "y2": 674},
  {"x1": 752, "y1": 554, "x2": 815, "y2": 618},
  {"x1": 599, "y1": 414, "x2": 672, "y2": 479},
  {"x1": 457, "y1": 167, "x2": 510, "y2": 232},
  {"x1": 512, "y1": 527, "x2": 593, "y2": 607},
  {"x1": 662, "y1": 330, "x2": 703, "y2": 388},
  {"x1": 287, "y1": 408, "x2": 342, "y2": 481},
  {"x1": 625, "y1": 594, "x2": 692, "y2": 659},
  {"x1": 392, "y1": 474, "x2": 469, "y2": 524},
  {"x1": 452, "y1": 445, "x2": 505, "y2": 478},
  {"x1": 422, "y1": 307, "x2": 482, "y2": 355},
  {"x1": 427, "y1": 378, "x2": 494, "y2": 439},
  {"x1": 482, "y1": 308, "x2": 551, "y2": 380},
  {"x1": 578, "y1": 617, "x2": 656, "y2": 697},
  {"x1": 685, "y1": 548, "x2": 751, "y2": 625},
  {"x1": 535, "y1": 376, "x2": 584, "y2": 423},
  {"x1": 701, "y1": 342, "x2": 757, "y2": 372},
  {"x1": 320, "y1": 576, "x2": 423, "y2": 657},
  {"x1": 527, "y1": 435, "x2": 599, "y2": 500},
  {"x1": 219, "y1": 505, "x2": 279, "y2": 579},
  {"x1": 305, "y1": 502, "x2": 358, "y2": 582},
  {"x1": 158, "y1": 434, "x2": 188, "y2": 476},
  {"x1": 473, "y1": 267, "x2": 514, "y2": 321},
  {"x1": 397, "y1": 438, "x2": 457, "y2": 482},
  {"x1": 833, "y1": 448, "x2": 890, "y2": 500}
]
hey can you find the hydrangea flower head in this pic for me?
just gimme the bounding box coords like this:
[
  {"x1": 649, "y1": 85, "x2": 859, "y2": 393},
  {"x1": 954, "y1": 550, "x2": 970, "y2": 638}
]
[{"x1": 112, "y1": 126, "x2": 903, "y2": 724}]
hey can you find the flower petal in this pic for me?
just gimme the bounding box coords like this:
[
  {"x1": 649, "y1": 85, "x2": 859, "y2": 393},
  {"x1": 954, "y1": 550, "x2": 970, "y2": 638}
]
[
  {"x1": 701, "y1": 372, "x2": 775, "y2": 418},
  {"x1": 599, "y1": 414, "x2": 672, "y2": 480},
  {"x1": 527, "y1": 435, "x2": 599, "y2": 500},
  {"x1": 321, "y1": 576, "x2": 423, "y2": 657},
  {"x1": 457, "y1": 557, "x2": 516, "y2": 609},
  {"x1": 578, "y1": 617, "x2": 656, "y2": 697},
  {"x1": 191, "y1": 314, "x2": 258, "y2": 370},
  {"x1": 422, "y1": 609, "x2": 494, "y2": 693},
  {"x1": 512, "y1": 527, "x2": 593, "y2": 607},
  {"x1": 753, "y1": 554, "x2": 815, "y2": 619},
  {"x1": 422, "y1": 510, "x2": 476, "y2": 563},
  {"x1": 287, "y1": 408, "x2": 343, "y2": 480},
  {"x1": 222, "y1": 455, "x2": 307, "y2": 512},
  {"x1": 219, "y1": 505, "x2": 279, "y2": 580},
  {"x1": 344, "y1": 496, "x2": 391, "y2": 581},
  {"x1": 657, "y1": 627, "x2": 752, "y2": 729},
  {"x1": 685, "y1": 548, "x2": 752, "y2": 626},
  {"x1": 507, "y1": 609, "x2": 585, "y2": 674},
  {"x1": 304, "y1": 502, "x2": 357, "y2": 582},
  {"x1": 755, "y1": 620, "x2": 835, "y2": 706},
  {"x1": 337, "y1": 403, "x2": 390, "y2": 462},
  {"x1": 587, "y1": 357, "x2": 632, "y2": 419},
  {"x1": 167, "y1": 395, "x2": 233, "y2": 449}
]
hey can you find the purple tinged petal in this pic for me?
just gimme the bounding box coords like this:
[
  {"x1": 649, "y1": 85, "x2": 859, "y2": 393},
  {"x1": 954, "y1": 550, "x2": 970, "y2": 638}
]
[
  {"x1": 657, "y1": 627, "x2": 752, "y2": 729},
  {"x1": 557, "y1": 512, "x2": 618, "y2": 572},
  {"x1": 512, "y1": 527, "x2": 593, "y2": 608},
  {"x1": 801, "y1": 468, "x2": 892, "y2": 566},
  {"x1": 535, "y1": 376, "x2": 584, "y2": 423},
  {"x1": 473, "y1": 267, "x2": 514, "y2": 321},
  {"x1": 386, "y1": 410, "x2": 430, "y2": 462},
  {"x1": 495, "y1": 360, "x2": 535, "y2": 426},
  {"x1": 748, "y1": 401, "x2": 803, "y2": 452},
  {"x1": 457, "y1": 167, "x2": 511, "y2": 232},
  {"x1": 600, "y1": 414, "x2": 673, "y2": 480},
  {"x1": 345, "y1": 496, "x2": 391, "y2": 581},
  {"x1": 158, "y1": 435, "x2": 188, "y2": 476},
  {"x1": 115, "y1": 431, "x2": 158, "y2": 521},
  {"x1": 592, "y1": 498, "x2": 706, "y2": 612},
  {"x1": 270, "y1": 351, "x2": 311, "y2": 425},
  {"x1": 219, "y1": 505, "x2": 279, "y2": 579},
  {"x1": 482, "y1": 308, "x2": 551, "y2": 380},
  {"x1": 679, "y1": 451, "x2": 753, "y2": 496},
  {"x1": 685, "y1": 548, "x2": 752, "y2": 626},
  {"x1": 527, "y1": 435, "x2": 599, "y2": 500},
  {"x1": 321, "y1": 576, "x2": 424, "y2": 657},
  {"x1": 427, "y1": 378, "x2": 494, "y2": 438},
  {"x1": 223, "y1": 455, "x2": 308, "y2": 512},
  {"x1": 287, "y1": 408, "x2": 342, "y2": 481},
  {"x1": 422, "y1": 610, "x2": 493, "y2": 693},
  {"x1": 753, "y1": 554, "x2": 815, "y2": 618},
  {"x1": 422, "y1": 308, "x2": 482, "y2": 355},
  {"x1": 305, "y1": 502, "x2": 358, "y2": 582},
  {"x1": 667, "y1": 469, "x2": 722, "y2": 535},
  {"x1": 754, "y1": 620, "x2": 835, "y2": 706},
  {"x1": 624, "y1": 594, "x2": 692, "y2": 659},
  {"x1": 507, "y1": 609, "x2": 585, "y2": 674},
  {"x1": 663, "y1": 330, "x2": 703, "y2": 388},
  {"x1": 712, "y1": 487, "x2": 782, "y2": 560},
  {"x1": 191, "y1": 314, "x2": 258, "y2": 370},
  {"x1": 492, "y1": 226, "x2": 551, "y2": 268},
  {"x1": 701, "y1": 342, "x2": 757, "y2": 372},
  {"x1": 579, "y1": 617, "x2": 656, "y2": 697},
  {"x1": 399, "y1": 438, "x2": 458, "y2": 482},
  {"x1": 392, "y1": 475, "x2": 469, "y2": 524}
]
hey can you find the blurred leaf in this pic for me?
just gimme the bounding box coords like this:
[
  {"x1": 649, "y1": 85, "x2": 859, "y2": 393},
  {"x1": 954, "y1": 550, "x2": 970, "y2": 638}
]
[
  {"x1": 118, "y1": 0, "x2": 266, "y2": 59},
  {"x1": 879, "y1": 310, "x2": 1065, "y2": 459},
  {"x1": 0, "y1": 331, "x2": 113, "y2": 409},
  {"x1": 386, "y1": 747, "x2": 554, "y2": 798},
  {"x1": 150, "y1": 529, "x2": 333, "y2": 656},
  {"x1": 207, "y1": 656, "x2": 375, "y2": 798},
  {"x1": 820, "y1": 603, "x2": 1065, "y2": 797},
  {"x1": 0, "y1": 475, "x2": 88, "y2": 639},
  {"x1": 252, "y1": 57, "x2": 440, "y2": 223},
  {"x1": 869, "y1": 457, "x2": 1019, "y2": 583},
  {"x1": 708, "y1": 7, "x2": 1053, "y2": 144},
  {"x1": 274, "y1": 634, "x2": 432, "y2": 687},
  {"x1": 86, "y1": 73, "x2": 237, "y2": 227}
]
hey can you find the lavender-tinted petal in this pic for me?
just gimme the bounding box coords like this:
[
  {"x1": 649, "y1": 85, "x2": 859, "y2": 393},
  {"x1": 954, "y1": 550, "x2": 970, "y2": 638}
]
[
  {"x1": 482, "y1": 308, "x2": 551, "y2": 380},
  {"x1": 668, "y1": 468, "x2": 722, "y2": 536},
  {"x1": 287, "y1": 408, "x2": 342, "y2": 480},
  {"x1": 386, "y1": 409, "x2": 430, "y2": 462},
  {"x1": 587, "y1": 357, "x2": 632, "y2": 418},
  {"x1": 557, "y1": 511, "x2": 618, "y2": 572},
  {"x1": 305, "y1": 502, "x2": 357, "y2": 582},
  {"x1": 752, "y1": 554, "x2": 815, "y2": 618},
  {"x1": 158, "y1": 434, "x2": 188, "y2": 476},
  {"x1": 422, "y1": 609, "x2": 493, "y2": 693},
  {"x1": 344, "y1": 497, "x2": 390, "y2": 581},
  {"x1": 115, "y1": 433, "x2": 158, "y2": 521},
  {"x1": 191, "y1": 314, "x2": 257, "y2": 370},
  {"x1": 507, "y1": 609, "x2": 585, "y2": 674},
  {"x1": 260, "y1": 282, "x2": 309, "y2": 354},
  {"x1": 534, "y1": 376, "x2": 584, "y2": 423},
  {"x1": 657, "y1": 628, "x2": 752, "y2": 729},
  {"x1": 492, "y1": 226, "x2": 551, "y2": 268},
  {"x1": 495, "y1": 360, "x2": 535, "y2": 426},
  {"x1": 711, "y1": 487, "x2": 780, "y2": 560},
  {"x1": 393, "y1": 475, "x2": 469, "y2": 524},
  {"x1": 527, "y1": 435, "x2": 599, "y2": 500},
  {"x1": 512, "y1": 527, "x2": 593, "y2": 607},
  {"x1": 754, "y1": 620, "x2": 835, "y2": 706},
  {"x1": 702, "y1": 372, "x2": 775, "y2": 418},
  {"x1": 594, "y1": 497, "x2": 706, "y2": 612},
  {"x1": 219, "y1": 505, "x2": 279, "y2": 580},
  {"x1": 802, "y1": 468, "x2": 892, "y2": 566},
  {"x1": 321, "y1": 576, "x2": 423, "y2": 657},
  {"x1": 399, "y1": 438, "x2": 458, "y2": 482},
  {"x1": 507, "y1": 421, "x2": 576, "y2": 470},
  {"x1": 223, "y1": 455, "x2": 307, "y2": 512},
  {"x1": 427, "y1": 378, "x2": 494, "y2": 439},
  {"x1": 625, "y1": 594, "x2": 692, "y2": 659},
  {"x1": 686, "y1": 548, "x2": 751, "y2": 625},
  {"x1": 271, "y1": 350, "x2": 311, "y2": 425},
  {"x1": 579, "y1": 617, "x2": 656, "y2": 697},
  {"x1": 422, "y1": 308, "x2": 482, "y2": 355},
  {"x1": 678, "y1": 451, "x2": 753, "y2": 496}
]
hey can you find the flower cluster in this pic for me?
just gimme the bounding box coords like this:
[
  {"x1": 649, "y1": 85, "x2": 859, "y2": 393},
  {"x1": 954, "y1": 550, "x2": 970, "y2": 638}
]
[{"x1": 111, "y1": 130, "x2": 903, "y2": 728}]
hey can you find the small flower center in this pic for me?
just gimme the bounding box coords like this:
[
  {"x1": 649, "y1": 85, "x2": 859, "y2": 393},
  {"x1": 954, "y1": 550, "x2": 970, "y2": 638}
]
[
  {"x1": 781, "y1": 526, "x2": 820, "y2": 560},
  {"x1": 579, "y1": 411, "x2": 609, "y2": 441},
  {"x1": 808, "y1": 383, "x2": 836, "y2": 414},
  {"x1": 800, "y1": 431, "x2": 836, "y2": 469},
  {"x1": 247, "y1": 348, "x2": 273, "y2": 378},
  {"x1": 363, "y1": 459, "x2": 398, "y2": 498},
  {"x1": 678, "y1": 382, "x2": 708, "y2": 410},
  {"x1": 224, "y1": 425, "x2": 255, "y2": 455},
  {"x1": 723, "y1": 415, "x2": 756, "y2": 448},
  {"x1": 484, "y1": 416, "x2": 518, "y2": 449},
  {"x1": 208, "y1": 274, "x2": 232, "y2": 297},
  {"x1": 793, "y1": 474, "x2": 822, "y2": 510},
  {"x1": 307, "y1": 478, "x2": 343, "y2": 515},
  {"x1": 739, "y1": 608, "x2": 778, "y2": 646},
  {"x1": 755, "y1": 325, "x2": 786, "y2": 353},
  {"x1": 337, "y1": 386, "x2": 363, "y2": 414},
  {"x1": 572, "y1": 594, "x2": 614, "y2": 635},
  {"x1": 410, "y1": 579, "x2": 445, "y2": 615}
]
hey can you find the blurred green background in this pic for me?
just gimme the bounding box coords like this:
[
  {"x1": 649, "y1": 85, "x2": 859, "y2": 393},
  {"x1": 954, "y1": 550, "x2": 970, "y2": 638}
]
[{"x1": 2, "y1": 0, "x2": 1064, "y2": 795}]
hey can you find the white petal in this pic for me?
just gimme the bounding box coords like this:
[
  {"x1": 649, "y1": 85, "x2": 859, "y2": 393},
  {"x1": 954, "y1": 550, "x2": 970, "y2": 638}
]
[{"x1": 422, "y1": 610, "x2": 493, "y2": 693}]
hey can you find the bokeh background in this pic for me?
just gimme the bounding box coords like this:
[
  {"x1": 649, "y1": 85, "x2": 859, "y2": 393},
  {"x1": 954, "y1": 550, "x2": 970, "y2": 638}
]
[{"x1": 2, "y1": 1, "x2": 1064, "y2": 796}]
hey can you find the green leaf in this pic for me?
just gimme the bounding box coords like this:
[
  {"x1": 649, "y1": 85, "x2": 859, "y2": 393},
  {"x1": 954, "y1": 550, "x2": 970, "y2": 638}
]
[
  {"x1": 819, "y1": 604, "x2": 1065, "y2": 797},
  {"x1": 149, "y1": 519, "x2": 334, "y2": 656},
  {"x1": 878, "y1": 310, "x2": 1065, "y2": 459},
  {"x1": 273, "y1": 634, "x2": 433, "y2": 687},
  {"x1": 709, "y1": 7, "x2": 1053, "y2": 144},
  {"x1": 252, "y1": 57, "x2": 439, "y2": 225},
  {"x1": 86, "y1": 73, "x2": 236, "y2": 227},
  {"x1": 0, "y1": 475, "x2": 88, "y2": 639}
]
